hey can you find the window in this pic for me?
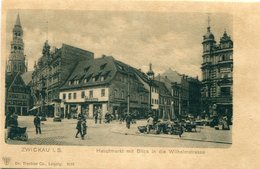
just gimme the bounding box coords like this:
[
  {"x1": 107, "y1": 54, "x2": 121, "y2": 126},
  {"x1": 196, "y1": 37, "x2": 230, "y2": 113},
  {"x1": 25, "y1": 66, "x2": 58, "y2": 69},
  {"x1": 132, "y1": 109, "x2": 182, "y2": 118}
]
[
  {"x1": 221, "y1": 87, "x2": 231, "y2": 96},
  {"x1": 101, "y1": 76, "x2": 104, "y2": 81},
  {"x1": 63, "y1": 93, "x2": 66, "y2": 100},
  {"x1": 81, "y1": 91, "x2": 85, "y2": 98},
  {"x1": 101, "y1": 89, "x2": 105, "y2": 97},
  {"x1": 121, "y1": 91, "x2": 124, "y2": 99},
  {"x1": 100, "y1": 63, "x2": 107, "y2": 70},
  {"x1": 89, "y1": 90, "x2": 93, "y2": 98},
  {"x1": 114, "y1": 89, "x2": 118, "y2": 98},
  {"x1": 84, "y1": 66, "x2": 90, "y2": 73},
  {"x1": 73, "y1": 93, "x2": 77, "y2": 99},
  {"x1": 68, "y1": 93, "x2": 72, "y2": 100}
]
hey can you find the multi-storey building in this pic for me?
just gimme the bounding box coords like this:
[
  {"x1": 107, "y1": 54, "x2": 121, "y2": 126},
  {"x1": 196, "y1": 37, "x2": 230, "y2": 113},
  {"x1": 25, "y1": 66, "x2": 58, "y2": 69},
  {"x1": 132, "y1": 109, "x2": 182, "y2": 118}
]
[
  {"x1": 59, "y1": 56, "x2": 149, "y2": 119},
  {"x1": 201, "y1": 24, "x2": 233, "y2": 117},
  {"x1": 31, "y1": 42, "x2": 94, "y2": 116},
  {"x1": 153, "y1": 80, "x2": 172, "y2": 119},
  {"x1": 156, "y1": 69, "x2": 201, "y2": 118},
  {"x1": 5, "y1": 14, "x2": 31, "y2": 115},
  {"x1": 134, "y1": 64, "x2": 173, "y2": 119}
]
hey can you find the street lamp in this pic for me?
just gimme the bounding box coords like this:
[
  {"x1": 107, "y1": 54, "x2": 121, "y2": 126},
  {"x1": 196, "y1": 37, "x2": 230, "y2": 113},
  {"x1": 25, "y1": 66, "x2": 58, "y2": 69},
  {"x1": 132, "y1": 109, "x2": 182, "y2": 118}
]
[{"x1": 146, "y1": 63, "x2": 154, "y2": 116}]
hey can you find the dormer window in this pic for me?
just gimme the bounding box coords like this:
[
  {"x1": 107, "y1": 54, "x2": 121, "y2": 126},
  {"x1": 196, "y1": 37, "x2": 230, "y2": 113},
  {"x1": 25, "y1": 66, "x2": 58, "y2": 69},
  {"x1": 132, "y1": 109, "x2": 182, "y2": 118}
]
[
  {"x1": 101, "y1": 76, "x2": 104, "y2": 81},
  {"x1": 84, "y1": 66, "x2": 90, "y2": 73},
  {"x1": 100, "y1": 63, "x2": 107, "y2": 70}
]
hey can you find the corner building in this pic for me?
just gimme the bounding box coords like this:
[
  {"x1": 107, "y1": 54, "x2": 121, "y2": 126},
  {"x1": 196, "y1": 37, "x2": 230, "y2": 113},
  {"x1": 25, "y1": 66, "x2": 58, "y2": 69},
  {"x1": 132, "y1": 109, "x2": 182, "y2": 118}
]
[
  {"x1": 31, "y1": 42, "x2": 94, "y2": 116},
  {"x1": 201, "y1": 25, "x2": 233, "y2": 117},
  {"x1": 59, "y1": 56, "x2": 149, "y2": 119}
]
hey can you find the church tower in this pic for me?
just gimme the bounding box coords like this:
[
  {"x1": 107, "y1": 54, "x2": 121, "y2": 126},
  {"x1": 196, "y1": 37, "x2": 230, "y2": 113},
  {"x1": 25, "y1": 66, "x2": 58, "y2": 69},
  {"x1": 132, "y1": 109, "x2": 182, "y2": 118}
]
[
  {"x1": 201, "y1": 16, "x2": 233, "y2": 118},
  {"x1": 7, "y1": 14, "x2": 27, "y2": 74}
]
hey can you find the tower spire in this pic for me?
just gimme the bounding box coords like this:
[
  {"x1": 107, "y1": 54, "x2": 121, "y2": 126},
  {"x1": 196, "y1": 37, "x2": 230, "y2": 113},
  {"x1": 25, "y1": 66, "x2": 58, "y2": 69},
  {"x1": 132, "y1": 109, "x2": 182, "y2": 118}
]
[
  {"x1": 207, "y1": 14, "x2": 211, "y2": 32},
  {"x1": 15, "y1": 13, "x2": 21, "y2": 26},
  {"x1": 207, "y1": 15, "x2": 211, "y2": 28}
]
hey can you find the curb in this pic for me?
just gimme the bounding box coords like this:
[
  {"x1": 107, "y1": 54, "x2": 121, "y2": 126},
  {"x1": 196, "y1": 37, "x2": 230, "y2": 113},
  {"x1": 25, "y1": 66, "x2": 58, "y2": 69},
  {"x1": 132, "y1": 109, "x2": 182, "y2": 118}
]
[{"x1": 111, "y1": 128, "x2": 232, "y2": 145}]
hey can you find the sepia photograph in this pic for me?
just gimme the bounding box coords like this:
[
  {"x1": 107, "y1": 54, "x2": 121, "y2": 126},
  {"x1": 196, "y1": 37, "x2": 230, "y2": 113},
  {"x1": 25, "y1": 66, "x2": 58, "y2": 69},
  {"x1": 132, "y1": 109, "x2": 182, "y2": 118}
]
[
  {"x1": 4, "y1": 9, "x2": 233, "y2": 148},
  {"x1": 1, "y1": 1, "x2": 260, "y2": 169}
]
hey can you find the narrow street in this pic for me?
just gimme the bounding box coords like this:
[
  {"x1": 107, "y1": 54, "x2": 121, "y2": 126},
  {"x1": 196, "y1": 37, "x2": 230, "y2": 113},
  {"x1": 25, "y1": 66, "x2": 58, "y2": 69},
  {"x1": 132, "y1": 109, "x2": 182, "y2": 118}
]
[{"x1": 6, "y1": 116, "x2": 231, "y2": 148}]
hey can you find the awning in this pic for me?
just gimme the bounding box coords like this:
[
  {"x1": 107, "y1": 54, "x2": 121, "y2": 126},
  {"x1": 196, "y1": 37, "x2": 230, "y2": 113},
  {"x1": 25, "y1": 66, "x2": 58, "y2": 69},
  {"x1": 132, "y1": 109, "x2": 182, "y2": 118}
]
[{"x1": 29, "y1": 106, "x2": 40, "y2": 111}]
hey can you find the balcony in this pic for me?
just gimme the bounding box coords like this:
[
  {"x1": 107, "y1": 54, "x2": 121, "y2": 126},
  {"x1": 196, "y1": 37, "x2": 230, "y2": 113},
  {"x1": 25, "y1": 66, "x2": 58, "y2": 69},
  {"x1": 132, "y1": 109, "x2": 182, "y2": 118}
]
[
  {"x1": 217, "y1": 77, "x2": 233, "y2": 86},
  {"x1": 218, "y1": 59, "x2": 233, "y2": 65},
  {"x1": 201, "y1": 62, "x2": 212, "y2": 68}
]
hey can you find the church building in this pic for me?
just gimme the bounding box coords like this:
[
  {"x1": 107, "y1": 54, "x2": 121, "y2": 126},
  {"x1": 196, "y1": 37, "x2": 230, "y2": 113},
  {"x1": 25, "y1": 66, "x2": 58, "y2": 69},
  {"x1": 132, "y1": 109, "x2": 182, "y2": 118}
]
[{"x1": 5, "y1": 14, "x2": 32, "y2": 115}]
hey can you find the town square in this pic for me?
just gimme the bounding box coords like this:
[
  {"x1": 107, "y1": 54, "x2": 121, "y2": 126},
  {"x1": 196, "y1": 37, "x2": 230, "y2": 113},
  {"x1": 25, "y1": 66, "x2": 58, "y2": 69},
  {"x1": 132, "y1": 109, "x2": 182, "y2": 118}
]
[{"x1": 5, "y1": 10, "x2": 233, "y2": 147}]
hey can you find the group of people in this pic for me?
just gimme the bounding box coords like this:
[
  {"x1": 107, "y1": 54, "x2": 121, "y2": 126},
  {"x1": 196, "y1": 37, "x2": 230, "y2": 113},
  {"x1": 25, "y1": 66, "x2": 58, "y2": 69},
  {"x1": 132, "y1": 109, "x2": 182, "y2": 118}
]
[{"x1": 75, "y1": 115, "x2": 87, "y2": 140}]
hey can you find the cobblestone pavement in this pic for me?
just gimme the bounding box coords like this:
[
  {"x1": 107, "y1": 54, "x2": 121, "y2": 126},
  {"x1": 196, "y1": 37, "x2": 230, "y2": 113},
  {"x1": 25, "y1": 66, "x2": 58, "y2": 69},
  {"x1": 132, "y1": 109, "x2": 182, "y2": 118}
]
[
  {"x1": 6, "y1": 116, "x2": 231, "y2": 148},
  {"x1": 111, "y1": 120, "x2": 232, "y2": 144}
]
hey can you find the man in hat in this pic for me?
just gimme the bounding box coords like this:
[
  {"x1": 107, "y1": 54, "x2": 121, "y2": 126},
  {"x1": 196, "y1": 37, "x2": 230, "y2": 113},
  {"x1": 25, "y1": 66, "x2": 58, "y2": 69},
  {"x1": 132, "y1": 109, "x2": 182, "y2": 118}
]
[{"x1": 34, "y1": 114, "x2": 42, "y2": 134}]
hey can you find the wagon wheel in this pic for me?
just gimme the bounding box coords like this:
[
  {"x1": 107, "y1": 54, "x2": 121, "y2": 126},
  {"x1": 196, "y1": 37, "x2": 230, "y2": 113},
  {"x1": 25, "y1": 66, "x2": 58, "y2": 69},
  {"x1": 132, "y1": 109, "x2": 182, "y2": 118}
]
[{"x1": 21, "y1": 133, "x2": 28, "y2": 141}]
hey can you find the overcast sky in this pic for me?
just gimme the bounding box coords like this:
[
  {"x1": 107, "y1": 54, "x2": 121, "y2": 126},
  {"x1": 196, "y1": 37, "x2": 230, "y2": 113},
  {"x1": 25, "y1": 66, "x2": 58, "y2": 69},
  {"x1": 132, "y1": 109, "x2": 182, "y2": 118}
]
[{"x1": 6, "y1": 10, "x2": 232, "y2": 79}]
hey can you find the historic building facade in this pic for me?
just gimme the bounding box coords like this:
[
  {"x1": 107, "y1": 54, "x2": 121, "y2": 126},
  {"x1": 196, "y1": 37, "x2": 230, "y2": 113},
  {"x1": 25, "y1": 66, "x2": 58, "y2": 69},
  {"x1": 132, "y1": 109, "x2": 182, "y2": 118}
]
[
  {"x1": 5, "y1": 14, "x2": 31, "y2": 115},
  {"x1": 134, "y1": 64, "x2": 173, "y2": 119},
  {"x1": 59, "y1": 56, "x2": 149, "y2": 119},
  {"x1": 6, "y1": 14, "x2": 27, "y2": 74},
  {"x1": 31, "y1": 42, "x2": 94, "y2": 116},
  {"x1": 156, "y1": 69, "x2": 201, "y2": 119},
  {"x1": 201, "y1": 25, "x2": 233, "y2": 117}
]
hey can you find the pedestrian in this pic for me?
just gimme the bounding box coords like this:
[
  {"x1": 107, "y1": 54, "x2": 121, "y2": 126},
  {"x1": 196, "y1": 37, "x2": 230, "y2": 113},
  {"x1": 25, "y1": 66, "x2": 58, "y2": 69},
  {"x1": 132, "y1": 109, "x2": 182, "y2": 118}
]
[
  {"x1": 5, "y1": 112, "x2": 13, "y2": 129},
  {"x1": 6, "y1": 112, "x2": 16, "y2": 140},
  {"x1": 82, "y1": 119, "x2": 87, "y2": 139},
  {"x1": 94, "y1": 107, "x2": 98, "y2": 124},
  {"x1": 147, "y1": 115, "x2": 154, "y2": 134},
  {"x1": 75, "y1": 118, "x2": 83, "y2": 139},
  {"x1": 33, "y1": 114, "x2": 42, "y2": 134},
  {"x1": 98, "y1": 108, "x2": 102, "y2": 124},
  {"x1": 125, "y1": 113, "x2": 132, "y2": 129}
]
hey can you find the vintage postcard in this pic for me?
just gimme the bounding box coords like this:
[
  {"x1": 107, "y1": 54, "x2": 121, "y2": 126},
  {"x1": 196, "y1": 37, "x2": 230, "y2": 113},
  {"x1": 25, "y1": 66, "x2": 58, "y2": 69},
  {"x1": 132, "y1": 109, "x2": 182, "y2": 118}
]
[{"x1": 0, "y1": 0, "x2": 260, "y2": 169}]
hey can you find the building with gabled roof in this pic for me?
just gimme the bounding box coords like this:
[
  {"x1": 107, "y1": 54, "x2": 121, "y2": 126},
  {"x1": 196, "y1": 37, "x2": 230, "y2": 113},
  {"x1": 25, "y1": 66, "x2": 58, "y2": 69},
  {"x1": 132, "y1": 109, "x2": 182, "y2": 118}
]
[
  {"x1": 5, "y1": 72, "x2": 31, "y2": 115},
  {"x1": 152, "y1": 80, "x2": 173, "y2": 119},
  {"x1": 31, "y1": 41, "x2": 94, "y2": 117},
  {"x1": 156, "y1": 68, "x2": 201, "y2": 118},
  {"x1": 59, "y1": 55, "x2": 149, "y2": 119}
]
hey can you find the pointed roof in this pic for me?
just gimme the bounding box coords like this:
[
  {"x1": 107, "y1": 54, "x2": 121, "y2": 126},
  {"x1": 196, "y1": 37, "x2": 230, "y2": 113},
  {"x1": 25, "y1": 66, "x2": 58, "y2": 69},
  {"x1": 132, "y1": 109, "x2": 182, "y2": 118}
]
[
  {"x1": 156, "y1": 68, "x2": 182, "y2": 84},
  {"x1": 15, "y1": 13, "x2": 21, "y2": 27},
  {"x1": 21, "y1": 71, "x2": 33, "y2": 85}
]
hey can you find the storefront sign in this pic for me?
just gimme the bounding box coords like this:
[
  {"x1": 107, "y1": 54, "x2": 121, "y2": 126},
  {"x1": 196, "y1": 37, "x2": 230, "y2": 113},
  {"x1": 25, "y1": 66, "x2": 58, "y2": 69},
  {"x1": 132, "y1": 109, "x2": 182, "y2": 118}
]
[{"x1": 85, "y1": 97, "x2": 98, "y2": 102}]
